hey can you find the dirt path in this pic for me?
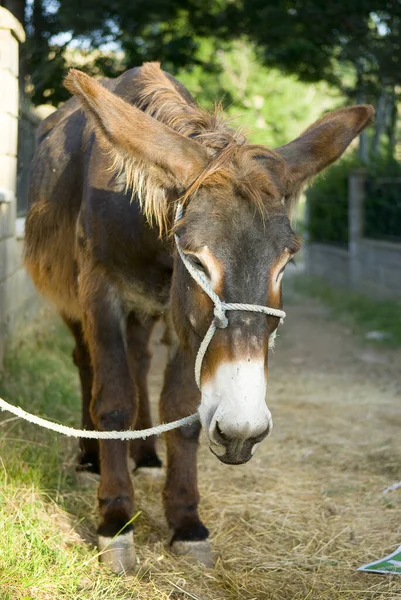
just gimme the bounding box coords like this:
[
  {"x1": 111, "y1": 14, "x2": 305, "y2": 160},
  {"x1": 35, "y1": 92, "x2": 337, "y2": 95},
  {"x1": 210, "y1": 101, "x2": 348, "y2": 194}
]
[{"x1": 137, "y1": 272, "x2": 401, "y2": 599}]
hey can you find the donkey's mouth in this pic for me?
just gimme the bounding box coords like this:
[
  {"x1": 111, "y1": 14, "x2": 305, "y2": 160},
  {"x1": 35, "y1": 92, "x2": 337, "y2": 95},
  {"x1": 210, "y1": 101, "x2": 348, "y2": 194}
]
[{"x1": 209, "y1": 439, "x2": 255, "y2": 465}]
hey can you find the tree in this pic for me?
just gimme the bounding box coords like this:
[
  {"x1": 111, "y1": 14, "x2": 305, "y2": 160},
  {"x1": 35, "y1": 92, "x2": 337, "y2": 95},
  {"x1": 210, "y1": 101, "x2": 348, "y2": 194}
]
[
  {"x1": 0, "y1": 0, "x2": 25, "y2": 27},
  {"x1": 22, "y1": 0, "x2": 229, "y2": 105},
  {"x1": 236, "y1": 1, "x2": 401, "y2": 160}
]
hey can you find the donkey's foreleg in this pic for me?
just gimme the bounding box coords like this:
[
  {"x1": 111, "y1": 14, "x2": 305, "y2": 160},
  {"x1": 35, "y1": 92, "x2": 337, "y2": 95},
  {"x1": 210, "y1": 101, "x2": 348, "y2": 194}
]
[
  {"x1": 80, "y1": 277, "x2": 137, "y2": 573},
  {"x1": 160, "y1": 347, "x2": 213, "y2": 566},
  {"x1": 126, "y1": 312, "x2": 162, "y2": 472}
]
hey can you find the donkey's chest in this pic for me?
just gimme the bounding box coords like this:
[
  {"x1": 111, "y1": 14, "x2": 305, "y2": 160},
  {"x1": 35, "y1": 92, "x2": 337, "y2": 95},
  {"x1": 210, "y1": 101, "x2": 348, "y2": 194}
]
[{"x1": 119, "y1": 277, "x2": 170, "y2": 317}]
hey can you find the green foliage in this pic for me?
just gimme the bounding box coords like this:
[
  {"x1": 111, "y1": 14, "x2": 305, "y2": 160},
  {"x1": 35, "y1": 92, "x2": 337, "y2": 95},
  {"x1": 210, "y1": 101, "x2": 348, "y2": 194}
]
[
  {"x1": 0, "y1": 320, "x2": 154, "y2": 599},
  {"x1": 23, "y1": 0, "x2": 233, "y2": 105},
  {"x1": 307, "y1": 152, "x2": 401, "y2": 245},
  {"x1": 365, "y1": 159, "x2": 401, "y2": 242},
  {"x1": 307, "y1": 155, "x2": 360, "y2": 245},
  {"x1": 177, "y1": 40, "x2": 340, "y2": 148},
  {"x1": 240, "y1": 2, "x2": 401, "y2": 99}
]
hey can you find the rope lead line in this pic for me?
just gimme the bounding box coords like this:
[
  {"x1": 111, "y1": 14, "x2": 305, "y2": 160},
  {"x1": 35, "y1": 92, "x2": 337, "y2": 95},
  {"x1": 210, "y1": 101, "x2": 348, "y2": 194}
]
[
  {"x1": 0, "y1": 202, "x2": 286, "y2": 440},
  {"x1": 0, "y1": 397, "x2": 199, "y2": 439}
]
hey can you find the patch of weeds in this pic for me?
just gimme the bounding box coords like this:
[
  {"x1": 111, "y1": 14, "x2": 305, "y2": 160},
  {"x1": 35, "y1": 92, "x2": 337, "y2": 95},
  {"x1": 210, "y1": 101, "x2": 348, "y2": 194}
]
[
  {"x1": 0, "y1": 319, "x2": 144, "y2": 600},
  {"x1": 292, "y1": 276, "x2": 401, "y2": 347}
]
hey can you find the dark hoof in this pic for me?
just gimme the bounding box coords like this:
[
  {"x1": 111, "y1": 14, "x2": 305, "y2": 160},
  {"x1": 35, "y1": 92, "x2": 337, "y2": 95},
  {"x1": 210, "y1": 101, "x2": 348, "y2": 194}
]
[
  {"x1": 171, "y1": 540, "x2": 215, "y2": 567},
  {"x1": 98, "y1": 532, "x2": 136, "y2": 574},
  {"x1": 77, "y1": 451, "x2": 100, "y2": 474}
]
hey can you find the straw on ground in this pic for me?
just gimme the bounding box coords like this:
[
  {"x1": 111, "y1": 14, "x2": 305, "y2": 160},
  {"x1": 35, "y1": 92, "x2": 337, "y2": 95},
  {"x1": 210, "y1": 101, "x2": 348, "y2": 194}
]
[{"x1": 0, "y1": 278, "x2": 400, "y2": 600}]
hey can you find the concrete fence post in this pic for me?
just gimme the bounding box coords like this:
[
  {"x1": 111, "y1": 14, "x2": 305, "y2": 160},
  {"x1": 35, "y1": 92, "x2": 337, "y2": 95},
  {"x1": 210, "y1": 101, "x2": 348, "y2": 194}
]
[
  {"x1": 303, "y1": 191, "x2": 310, "y2": 273},
  {"x1": 0, "y1": 8, "x2": 25, "y2": 367},
  {"x1": 0, "y1": 8, "x2": 25, "y2": 207},
  {"x1": 348, "y1": 169, "x2": 366, "y2": 289}
]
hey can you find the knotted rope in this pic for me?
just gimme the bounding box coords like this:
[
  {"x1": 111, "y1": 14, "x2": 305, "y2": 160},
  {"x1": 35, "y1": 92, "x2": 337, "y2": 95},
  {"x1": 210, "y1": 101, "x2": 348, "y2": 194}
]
[
  {"x1": 0, "y1": 397, "x2": 198, "y2": 439},
  {"x1": 0, "y1": 203, "x2": 285, "y2": 439},
  {"x1": 174, "y1": 203, "x2": 286, "y2": 389}
]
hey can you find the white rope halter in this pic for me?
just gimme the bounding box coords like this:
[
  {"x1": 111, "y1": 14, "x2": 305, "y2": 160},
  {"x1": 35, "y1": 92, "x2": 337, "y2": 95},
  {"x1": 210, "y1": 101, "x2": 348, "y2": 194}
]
[
  {"x1": 174, "y1": 203, "x2": 286, "y2": 389},
  {"x1": 0, "y1": 203, "x2": 285, "y2": 440}
]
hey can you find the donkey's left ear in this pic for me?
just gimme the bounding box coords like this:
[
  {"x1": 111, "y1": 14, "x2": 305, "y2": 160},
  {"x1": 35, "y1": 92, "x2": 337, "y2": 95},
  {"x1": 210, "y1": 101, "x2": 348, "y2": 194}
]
[{"x1": 275, "y1": 105, "x2": 374, "y2": 215}]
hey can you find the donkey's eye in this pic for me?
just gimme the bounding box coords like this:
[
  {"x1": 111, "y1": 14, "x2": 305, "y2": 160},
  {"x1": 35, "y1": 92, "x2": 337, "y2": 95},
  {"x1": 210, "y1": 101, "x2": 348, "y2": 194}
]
[
  {"x1": 275, "y1": 255, "x2": 294, "y2": 282},
  {"x1": 187, "y1": 254, "x2": 208, "y2": 275},
  {"x1": 276, "y1": 266, "x2": 285, "y2": 282}
]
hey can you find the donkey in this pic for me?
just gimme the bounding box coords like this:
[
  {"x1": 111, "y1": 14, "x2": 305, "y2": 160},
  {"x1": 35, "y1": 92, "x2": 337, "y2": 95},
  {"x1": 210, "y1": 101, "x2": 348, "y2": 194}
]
[{"x1": 24, "y1": 62, "x2": 373, "y2": 572}]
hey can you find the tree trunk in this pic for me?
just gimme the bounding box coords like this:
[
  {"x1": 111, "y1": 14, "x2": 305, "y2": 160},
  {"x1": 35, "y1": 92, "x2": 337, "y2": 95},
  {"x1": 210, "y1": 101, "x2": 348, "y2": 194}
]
[
  {"x1": 371, "y1": 87, "x2": 388, "y2": 159},
  {"x1": 387, "y1": 88, "x2": 397, "y2": 160},
  {"x1": 356, "y1": 61, "x2": 369, "y2": 164}
]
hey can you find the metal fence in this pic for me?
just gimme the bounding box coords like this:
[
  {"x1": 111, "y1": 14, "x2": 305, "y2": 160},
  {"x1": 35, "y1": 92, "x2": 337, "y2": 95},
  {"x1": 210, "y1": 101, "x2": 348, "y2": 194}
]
[
  {"x1": 307, "y1": 172, "x2": 401, "y2": 246},
  {"x1": 364, "y1": 177, "x2": 401, "y2": 243},
  {"x1": 306, "y1": 170, "x2": 401, "y2": 298},
  {"x1": 17, "y1": 95, "x2": 40, "y2": 216}
]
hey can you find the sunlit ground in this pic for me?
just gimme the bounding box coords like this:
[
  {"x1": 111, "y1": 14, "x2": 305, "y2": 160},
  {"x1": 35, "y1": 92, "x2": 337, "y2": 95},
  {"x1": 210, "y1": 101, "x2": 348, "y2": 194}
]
[{"x1": 0, "y1": 279, "x2": 400, "y2": 599}]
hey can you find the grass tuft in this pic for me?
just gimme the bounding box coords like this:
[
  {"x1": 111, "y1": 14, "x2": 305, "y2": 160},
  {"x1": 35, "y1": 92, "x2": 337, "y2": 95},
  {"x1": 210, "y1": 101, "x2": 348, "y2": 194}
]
[
  {"x1": 0, "y1": 307, "x2": 400, "y2": 599},
  {"x1": 292, "y1": 276, "x2": 401, "y2": 347}
]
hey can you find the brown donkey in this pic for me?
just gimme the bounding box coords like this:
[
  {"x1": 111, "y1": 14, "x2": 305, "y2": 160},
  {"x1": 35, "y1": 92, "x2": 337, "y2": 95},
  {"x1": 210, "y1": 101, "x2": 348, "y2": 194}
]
[{"x1": 24, "y1": 63, "x2": 373, "y2": 572}]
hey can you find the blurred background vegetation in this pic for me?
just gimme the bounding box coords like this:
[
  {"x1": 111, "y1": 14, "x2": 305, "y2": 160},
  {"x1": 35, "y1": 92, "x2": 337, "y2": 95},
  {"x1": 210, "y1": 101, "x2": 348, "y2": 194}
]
[{"x1": 1, "y1": 0, "x2": 401, "y2": 241}]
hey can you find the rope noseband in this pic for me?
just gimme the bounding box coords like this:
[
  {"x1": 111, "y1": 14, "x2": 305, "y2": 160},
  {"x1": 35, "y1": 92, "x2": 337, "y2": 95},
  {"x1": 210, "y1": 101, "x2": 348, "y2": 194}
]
[
  {"x1": 174, "y1": 203, "x2": 286, "y2": 389},
  {"x1": 0, "y1": 203, "x2": 285, "y2": 439}
]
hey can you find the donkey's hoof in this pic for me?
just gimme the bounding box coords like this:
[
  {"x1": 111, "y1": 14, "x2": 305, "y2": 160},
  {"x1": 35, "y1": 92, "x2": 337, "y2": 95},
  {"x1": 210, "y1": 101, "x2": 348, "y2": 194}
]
[
  {"x1": 98, "y1": 532, "x2": 136, "y2": 574},
  {"x1": 171, "y1": 540, "x2": 215, "y2": 567}
]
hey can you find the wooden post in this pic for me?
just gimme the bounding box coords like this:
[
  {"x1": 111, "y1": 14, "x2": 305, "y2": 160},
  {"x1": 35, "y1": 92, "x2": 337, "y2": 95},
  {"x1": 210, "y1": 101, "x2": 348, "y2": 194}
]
[{"x1": 348, "y1": 169, "x2": 366, "y2": 289}]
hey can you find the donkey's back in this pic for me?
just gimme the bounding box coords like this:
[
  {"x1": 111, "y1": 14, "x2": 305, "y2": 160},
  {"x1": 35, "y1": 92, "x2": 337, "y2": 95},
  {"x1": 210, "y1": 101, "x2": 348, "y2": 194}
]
[
  {"x1": 25, "y1": 65, "x2": 180, "y2": 321},
  {"x1": 24, "y1": 62, "x2": 374, "y2": 574}
]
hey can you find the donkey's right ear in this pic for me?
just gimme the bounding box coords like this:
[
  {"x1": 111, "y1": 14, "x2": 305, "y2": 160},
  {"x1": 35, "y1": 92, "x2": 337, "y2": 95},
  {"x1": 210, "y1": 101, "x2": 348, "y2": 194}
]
[
  {"x1": 64, "y1": 69, "x2": 208, "y2": 190},
  {"x1": 275, "y1": 104, "x2": 374, "y2": 217}
]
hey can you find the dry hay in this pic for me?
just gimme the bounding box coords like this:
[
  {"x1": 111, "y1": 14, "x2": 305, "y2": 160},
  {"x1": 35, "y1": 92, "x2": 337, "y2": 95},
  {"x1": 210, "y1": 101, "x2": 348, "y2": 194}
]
[
  {"x1": 120, "y1": 284, "x2": 401, "y2": 599},
  {"x1": 2, "y1": 283, "x2": 401, "y2": 599}
]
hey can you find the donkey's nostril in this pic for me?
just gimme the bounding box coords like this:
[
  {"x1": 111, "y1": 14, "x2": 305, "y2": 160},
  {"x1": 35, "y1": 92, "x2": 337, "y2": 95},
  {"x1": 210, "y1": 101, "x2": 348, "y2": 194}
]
[
  {"x1": 252, "y1": 422, "x2": 272, "y2": 444},
  {"x1": 214, "y1": 421, "x2": 229, "y2": 444}
]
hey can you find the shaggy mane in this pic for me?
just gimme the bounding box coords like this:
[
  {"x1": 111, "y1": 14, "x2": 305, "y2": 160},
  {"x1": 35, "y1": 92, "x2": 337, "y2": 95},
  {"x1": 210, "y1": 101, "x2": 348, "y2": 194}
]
[{"x1": 115, "y1": 62, "x2": 283, "y2": 234}]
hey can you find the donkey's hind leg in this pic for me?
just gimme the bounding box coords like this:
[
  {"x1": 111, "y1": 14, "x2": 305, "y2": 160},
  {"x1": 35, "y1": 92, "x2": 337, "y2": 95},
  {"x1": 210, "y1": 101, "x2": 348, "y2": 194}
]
[
  {"x1": 79, "y1": 272, "x2": 137, "y2": 573},
  {"x1": 126, "y1": 312, "x2": 162, "y2": 472},
  {"x1": 160, "y1": 347, "x2": 213, "y2": 566},
  {"x1": 62, "y1": 316, "x2": 99, "y2": 474}
]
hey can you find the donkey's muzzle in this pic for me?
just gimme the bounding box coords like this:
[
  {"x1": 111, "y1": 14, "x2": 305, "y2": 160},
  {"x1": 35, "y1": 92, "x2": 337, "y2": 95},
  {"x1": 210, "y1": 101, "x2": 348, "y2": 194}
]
[{"x1": 209, "y1": 420, "x2": 272, "y2": 465}]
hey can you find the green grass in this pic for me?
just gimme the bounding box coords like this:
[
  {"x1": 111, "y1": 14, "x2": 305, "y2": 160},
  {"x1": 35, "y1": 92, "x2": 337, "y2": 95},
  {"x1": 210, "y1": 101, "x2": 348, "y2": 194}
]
[
  {"x1": 292, "y1": 276, "x2": 401, "y2": 347},
  {"x1": 0, "y1": 318, "x2": 159, "y2": 600}
]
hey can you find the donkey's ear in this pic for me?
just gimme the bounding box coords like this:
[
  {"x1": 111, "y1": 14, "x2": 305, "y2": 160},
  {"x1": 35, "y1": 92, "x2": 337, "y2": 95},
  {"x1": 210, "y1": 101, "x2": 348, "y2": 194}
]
[
  {"x1": 275, "y1": 105, "x2": 374, "y2": 215},
  {"x1": 64, "y1": 69, "x2": 208, "y2": 190}
]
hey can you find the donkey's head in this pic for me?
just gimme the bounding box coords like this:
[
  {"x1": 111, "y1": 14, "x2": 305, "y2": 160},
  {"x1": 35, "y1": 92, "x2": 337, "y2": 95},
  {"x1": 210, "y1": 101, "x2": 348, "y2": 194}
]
[{"x1": 65, "y1": 66, "x2": 373, "y2": 464}]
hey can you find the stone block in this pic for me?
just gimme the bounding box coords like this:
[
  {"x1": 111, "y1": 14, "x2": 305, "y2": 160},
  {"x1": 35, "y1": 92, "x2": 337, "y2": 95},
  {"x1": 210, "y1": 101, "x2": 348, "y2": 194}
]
[
  {"x1": 0, "y1": 30, "x2": 18, "y2": 75},
  {"x1": 0, "y1": 112, "x2": 18, "y2": 156},
  {"x1": 378, "y1": 265, "x2": 401, "y2": 293},
  {"x1": 0, "y1": 235, "x2": 22, "y2": 281},
  {"x1": 0, "y1": 155, "x2": 17, "y2": 193},
  {"x1": 0, "y1": 200, "x2": 16, "y2": 240},
  {"x1": 0, "y1": 68, "x2": 18, "y2": 117}
]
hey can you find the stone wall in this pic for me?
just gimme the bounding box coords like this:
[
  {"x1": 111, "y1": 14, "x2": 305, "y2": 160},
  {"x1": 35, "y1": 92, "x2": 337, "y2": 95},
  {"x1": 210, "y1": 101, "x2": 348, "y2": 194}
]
[
  {"x1": 358, "y1": 239, "x2": 401, "y2": 298},
  {"x1": 0, "y1": 8, "x2": 42, "y2": 367},
  {"x1": 306, "y1": 244, "x2": 350, "y2": 288},
  {"x1": 306, "y1": 171, "x2": 401, "y2": 300}
]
